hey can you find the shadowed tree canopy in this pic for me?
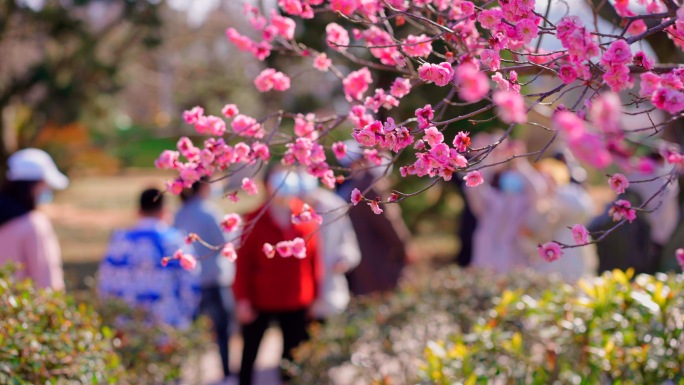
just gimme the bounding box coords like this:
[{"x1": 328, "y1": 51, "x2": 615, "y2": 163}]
[{"x1": 0, "y1": 0, "x2": 163, "y2": 165}]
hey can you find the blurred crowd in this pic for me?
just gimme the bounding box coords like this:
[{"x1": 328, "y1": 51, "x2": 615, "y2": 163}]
[
  {"x1": 1, "y1": 140, "x2": 683, "y2": 384},
  {"x1": 0, "y1": 146, "x2": 410, "y2": 385},
  {"x1": 455, "y1": 132, "x2": 682, "y2": 280}
]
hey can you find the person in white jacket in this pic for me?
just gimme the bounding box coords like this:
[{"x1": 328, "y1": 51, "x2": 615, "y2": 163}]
[{"x1": 298, "y1": 171, "x2": 361, "y2": 321}]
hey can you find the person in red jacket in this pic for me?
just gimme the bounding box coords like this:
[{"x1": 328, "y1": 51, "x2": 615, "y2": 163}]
[{"x1": 233, "y1": 167, "x2": 321, "y2": 385}]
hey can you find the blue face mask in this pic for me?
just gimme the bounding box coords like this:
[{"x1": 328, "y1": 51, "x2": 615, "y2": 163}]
[
  {"x1": 210, "y1": 181, "x2": 225, "y2": 199},
  {"x1": 37, "y1": 189, "x2": 54, "y2": 205},
  {"x1": 268, "y1": 171, "x2": 301, "y2": 197},
  {"x1": 499, "y1": 171, "x2": 525, "y2": 194}
]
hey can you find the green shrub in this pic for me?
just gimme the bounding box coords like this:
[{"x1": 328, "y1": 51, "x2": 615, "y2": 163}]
[
  {"x1": 423, "y1": 270, "x2": 684, "y2": 385},
  {"x1": 290, "y1": 267, "x2": 563, "y2": 385},
  {"x1": 93, "y1": 297, "x2": 210, "y2": 384},
  {"x1": 0, "y1": 265, "x2": 122, "y2": 385}
]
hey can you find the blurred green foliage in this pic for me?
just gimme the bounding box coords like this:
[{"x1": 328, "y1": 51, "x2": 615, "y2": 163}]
[
  {"x1": 0, "y1": 264, "x2": 122, "y2": 384},
  {"x1": 92, "y1": 295, "x2": 211, "y2": 384},
  {"x1": 424, "y1": 270, "x2": 684, "y2": 384},
  {"x1": 289, "y1": 267, "x2": 563, "y2": 385}
]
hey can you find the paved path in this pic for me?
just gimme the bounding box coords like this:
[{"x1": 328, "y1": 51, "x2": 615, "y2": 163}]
[{"x1": 185, "y1": 328, "x2": 284, "y2": 385}]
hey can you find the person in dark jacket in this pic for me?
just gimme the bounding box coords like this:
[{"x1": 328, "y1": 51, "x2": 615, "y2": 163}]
[{"x1": 337, "y1": 141, "x2": 411, "y2": 295}]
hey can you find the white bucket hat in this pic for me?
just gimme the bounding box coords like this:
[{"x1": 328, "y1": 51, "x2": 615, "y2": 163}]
[{"x1": 6, "y1": 148, "x2": 69, "y2": 190}]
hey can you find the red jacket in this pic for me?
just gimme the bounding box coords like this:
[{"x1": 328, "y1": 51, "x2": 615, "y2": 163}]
[{"x1": 233, "y1": 200, "x2": 321, "y2": 312}]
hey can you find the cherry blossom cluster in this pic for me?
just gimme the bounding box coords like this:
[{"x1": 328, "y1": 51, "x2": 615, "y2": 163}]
[{"x1": 159, "y1": 0, "x2": 684, "y2": 267}]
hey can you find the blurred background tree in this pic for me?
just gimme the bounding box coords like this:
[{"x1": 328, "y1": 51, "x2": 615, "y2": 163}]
[{"x1": 0, "y1": 0, "x2": 163, "y2": 168}]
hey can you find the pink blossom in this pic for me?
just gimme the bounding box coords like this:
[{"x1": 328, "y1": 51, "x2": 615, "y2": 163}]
[
  {"x1": 478, "y1": 9, "x2": 502, "y2": 29},
  {"x1": 590, "y1": 92, "x2": 621, "y2": 135},
  {"x1": 276, "y1": 240, "x2": 294, "y2": 257},
  {"x1": 603, "y1": 64, "x2": 632, "y2": 92},
  {"x1": 199, "y1": 115, "x2": 226, "y2": 136},
  {"x1": 343, "y1": 67, "x2": 372, "y2": 101},
  {"x1": 254, "y1": 68, "x2": 276, "y2": 92},
  {"x1": 294, "y1": 113, "x2": 316, "y2": 137},
  {"x1": 633, "y1": 51, "x2": 654, "y2": 70},
  {"x1": 241, "y1": 177, "x2": 259, "y2": 195},
  {"x1": 368, "y1": 200, "x2": 383, "y2": 214},
  {"x1": 270, "y1": 11, "x2": 296, "y2": 40},
  {"x1": 453, "y1": 131, "x2": 471, "y2": 153},
  {"x1": 538, "y1": 242, "x2": 563, "y2": 262},
  {"x1": 221, "y1": 104, "x2": 239, "y2": 118},
  {"x1": 553, "y1": 111, "x2": 585, "y2": 138},
  {"x1": 559, "y1": 65, "x2": 578, "y2": 84},
  {"x1": 263, "y1": 243, "x2": 276, "y2": 258},
  {"x1": 332, "y1": 141, "x2": 347, "y2": 159},
  {"x1": 423, "y1": 126, "x2": 444, "y2": 147},
  {"x1": 232, "y1": 115, "x2": 264, "y2": 138},
  {"x1": 331, "y1": 0, "x2": 358, "y2": 15},
  {"x1": 651, "y1": 88, "x2": 684, "y2": 114},
  {"x1": 225, "y1": 28, "x2": 254, "y2": 52},
  {"x1": 415, "y1": 104, "x2": 435, "y2": 129},
  {"x1": 326, "y1": 23, "x2": 350, "y2": 51},
  {"x1": 221, "y1": 243, "x2": 237, "y2": 262},
  {"x1": 364, "y1": 88, "x2": 399, "y2": 112},
  {"x1": 178, "y1": 252, "x2": 198, "y2": 271},
  {"x1": 278, "y1": 0, "x2": 303, "y2": 15},
  {"x1": 321, "y1": 169, "x2": 336, "y2": 188},
  {"x1": 480, "y1": 49, "x2": 501, "y2": 71},
  {"x1": 155, "y1": 150, "x2": 180, "y2": 170},
  {"x1": 313, "y1": 53, "x2": 332, "y2": 71},
  {"x1": 166, "y1": 179, "x2": 184, "y2": 195},
  {"x1": 183, "y1": 106, "x2": 204, "y2": 125},
  {"x1": 253, "y1": 41, "x2": 272, "y2": 61},
  {"x1": 464, "y1": 170, "x2": 484, "y2": 187},
  {"x1": 252, "y1": 142, "x2": 271, "y2": 161},
  {"x1": 608, "y1": 173, "x2": 629, "y2": 194},
  {"x1": 403, "y1": 34, "x2": 433, "y2": 57},
  {"x1": 608, "y1": 199, "x2": 637, "y2": 222},
  {"x1": 676, "y1": 248, "x2": 684, "y2": 270},
  {"x1": 390, "y1": 77, "x2": 411, "y2": 98},
  {"x1": 418, "y1": 62, "x2": 454, "y2": 87},
  {"x1": 351, "y1": 188, "x2": 363, "y2": 205},
  {"x1": 601, "y1": 40, "x2": 632, "y2": 67},
  {"x1": 568, "y1": 132, "x2": 612, "y2": 169},
  {"x1": 291, "y1": 237, "x2": 307, "y2": 259},
  {"x1": 493, "y1": 91, "x2": 527, "y2": 123},
  {"x1": 221, "y1": 213, "x2": 242, "y2": 232},
  {"x1": 571, "y1": 224, "x2": 589, "y2": 244},
  {"x1": 515, "y1": 18, "x2": 538, "y2": 44},
  {"x1": 353, "y1": 129, "x2": 377, "y2": 147},
  {"x1": 454, "y1": 63, "x2": 489, "y2": 102},
  {"x1": 492, "y1": 72, "x2": 509, "y2": 91}
]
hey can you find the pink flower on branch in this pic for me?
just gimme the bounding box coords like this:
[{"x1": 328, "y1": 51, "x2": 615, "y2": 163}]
[
  {"x1": 351, "y1": 188, "x2": 363, "y2": 205},
  {"x1": 453, "y1": 63, "x2": 489, "y2": 102},
  {"x1": 241, "y1": 178, "x2": 259, "y2": 196},
  {"x1": 538, "y1": 242, "x2": 563, "y2": 262},
  {"x1": 608, "y1": 173, "x2": 629, "y2": 194},
  {"x1": 493, "y1": 91, "x2": 527, "y2": 123},
  {"x1": 343, "y1": 67, "x2": 372, "y2": 101},
  {"x1": 571, "y1": 224, "x2": 589, "y2": 244},
  {"x1": 608, "y1": 199, "x2": 637, "y2": 223},
  {"x1": 221, "y1": 213, "x2": 242, "y2": 233},
  {"x1": 418, "y1": 62, "x2": 454, "y2": 87},
  {"x1": 464, "y1": 171, "x2": 484, "y2": 187},
  {"x1": 222, "y1": 243, "x2": 237, "y2": 262}
]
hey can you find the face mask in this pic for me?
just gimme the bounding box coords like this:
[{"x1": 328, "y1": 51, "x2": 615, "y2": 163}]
[
  {"x1": 268, "y1": 170, "x2": 301, "y2": 198},
  {"x1": 37, "y1": 189, "x2": 54, "y2": 205},
  {"x1": 499, "y1": 171, "x2": 525, "y2": 194},
  {"x1": 210, "y1": 181, "x2": 224, "y2": 199}
]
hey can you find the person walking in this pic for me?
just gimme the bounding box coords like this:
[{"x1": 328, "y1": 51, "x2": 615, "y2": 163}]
[
  {"x1": 233, "y1": 167, "x2": 321, "y2": 385},
  {"x1": 97, "y1": 188, "x2": 201, "y2": 329},
  {"x1": 298, "y1": 171, "x2": 360, "y2": 321},
  {"x1": 175, "y1": 179, "x2": 235, "y2": 381},
  {"x1": 0, "y1": 148, "x2": 68, "y2": 290}
]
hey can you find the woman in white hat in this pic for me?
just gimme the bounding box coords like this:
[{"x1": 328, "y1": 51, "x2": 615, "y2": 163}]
[{"x1": 0, "y1": 148, "x2": 69, "y2": 290}]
